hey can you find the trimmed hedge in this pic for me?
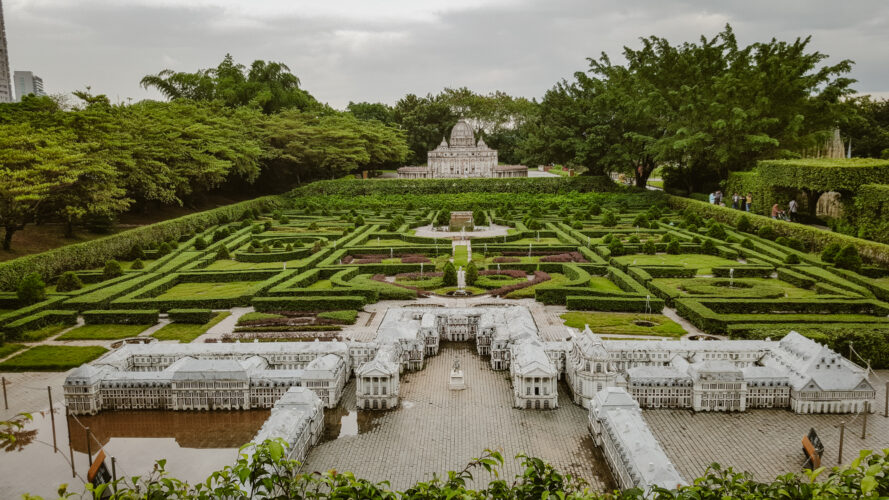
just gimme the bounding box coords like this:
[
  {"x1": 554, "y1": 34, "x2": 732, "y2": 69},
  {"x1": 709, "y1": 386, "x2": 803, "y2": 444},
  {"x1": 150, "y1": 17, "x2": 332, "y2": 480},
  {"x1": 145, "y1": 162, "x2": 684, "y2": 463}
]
[
  {"x1": 168, "y1": 309, "x2": 215, "y2": 324},
  {"x1": 252, "y1": 296, "x2": 366, "y2": 312},
  {"x1": 288, "y1": 176, "x2": 619, "y2": 197},
  {"x1": 711, "y1": 266, "x2": 773, "y2": 278},
  {"x1": 757, "y1": 158, "x2": 889, "y2": 192},
  {"x1": 566, "y1": 295, "x2": 665, "y2": 313},
  {"x1": 83, "y1": 309, "x2": 160, "y2": 325},
  {"x1": 2, "y1": 310, "x2": 78, "y2": 339}
]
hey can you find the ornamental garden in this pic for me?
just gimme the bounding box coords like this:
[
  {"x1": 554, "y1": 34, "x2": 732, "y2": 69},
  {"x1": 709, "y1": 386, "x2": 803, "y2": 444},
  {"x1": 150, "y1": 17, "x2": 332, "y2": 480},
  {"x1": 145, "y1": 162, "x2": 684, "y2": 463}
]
[{"x1": 2, "y1": 177, "x2": 889, "y2": 371}]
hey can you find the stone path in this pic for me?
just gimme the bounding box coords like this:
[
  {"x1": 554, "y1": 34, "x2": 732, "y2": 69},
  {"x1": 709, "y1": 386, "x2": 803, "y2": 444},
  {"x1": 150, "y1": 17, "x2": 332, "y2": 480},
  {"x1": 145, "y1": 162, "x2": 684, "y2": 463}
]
[
  {"x1": 302, "y1": 344, "x2": 615, "y2": 491},
  {"x1": 413, "y1": 224, "x2": 510, "y2": 240}
]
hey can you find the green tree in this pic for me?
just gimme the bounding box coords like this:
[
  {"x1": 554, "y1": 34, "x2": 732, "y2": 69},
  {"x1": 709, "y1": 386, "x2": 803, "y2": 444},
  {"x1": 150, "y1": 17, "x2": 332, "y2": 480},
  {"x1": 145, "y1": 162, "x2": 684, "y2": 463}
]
[
  {"x1": 103, "y1": 260, "x2": 124, "y2": 280},
  {"x1": 442, "y1": 261, "x2": 458, "y2": 287},
  {"x1": 465, "y1": 262, "x2": 478, "y2": 286},
  {"x1": 56, "y1": 271, "x2": 83, "y2": 292},
  {"x1": 17, "y1": 272, "x2": 46, "y2": 304}
]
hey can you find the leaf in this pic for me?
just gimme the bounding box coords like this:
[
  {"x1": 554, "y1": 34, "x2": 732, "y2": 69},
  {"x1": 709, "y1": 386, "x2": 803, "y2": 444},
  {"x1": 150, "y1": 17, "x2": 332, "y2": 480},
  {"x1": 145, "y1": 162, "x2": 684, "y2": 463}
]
[{"x1": 861, "y1": 475, "x2": 876, "y2": 494}]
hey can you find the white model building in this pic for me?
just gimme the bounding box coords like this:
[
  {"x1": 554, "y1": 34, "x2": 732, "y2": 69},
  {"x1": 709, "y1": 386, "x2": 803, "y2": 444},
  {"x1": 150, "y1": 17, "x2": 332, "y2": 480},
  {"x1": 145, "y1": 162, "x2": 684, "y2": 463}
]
[
  {"x1": 248, "y1": 387, "x2": 324, "y2": 466},
  {"x1": 589, "y1": 387, "x2": 687, "y2": 492}
]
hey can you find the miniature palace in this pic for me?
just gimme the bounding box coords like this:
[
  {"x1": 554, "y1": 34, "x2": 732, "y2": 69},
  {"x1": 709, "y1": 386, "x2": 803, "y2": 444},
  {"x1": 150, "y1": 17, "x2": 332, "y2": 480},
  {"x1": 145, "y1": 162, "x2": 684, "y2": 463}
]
[{"x1": 63, "y1": 304, "x2": 876, "y2": 491}]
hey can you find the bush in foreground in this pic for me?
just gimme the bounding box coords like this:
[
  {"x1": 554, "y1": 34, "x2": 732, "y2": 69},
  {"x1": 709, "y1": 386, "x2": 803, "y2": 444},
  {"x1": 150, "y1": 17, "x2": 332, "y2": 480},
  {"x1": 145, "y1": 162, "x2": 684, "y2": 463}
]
[{"x1": 16, "y1": 272, "x2": 45, "y2": 304}]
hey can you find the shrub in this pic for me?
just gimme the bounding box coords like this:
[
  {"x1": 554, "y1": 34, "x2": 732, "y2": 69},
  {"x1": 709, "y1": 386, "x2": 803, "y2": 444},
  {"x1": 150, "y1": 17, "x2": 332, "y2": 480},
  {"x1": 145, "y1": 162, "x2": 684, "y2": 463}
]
[
  {"x1": 285, "y1": 243, "x2": 294, "y2": 251},
  {"x1": 834, "y1": 245, "x2": 862, "y2": 272},
  {"x1": 736, "y1": 215, "x2": 752, "y2": 232},
  {"x1": 212, "y1": 228, "x2": 230, "y2": 242},
  {"x1": 631, "y1": 214, "x2": 649, "y2": 228},
  {"x1": 465, "y1": 262, "x2": 478, "y2": 286},
  {"x1": 83, "y1": 309, "x2": 160, "y2": 325},
  {"x1": 442, "y1": 262, "x2": 458, "y2": 287},
  {"x1": 157, "y1": 242, "x2": 173, "y2": 256},
  {"x1": 588, "y1": 202, "x2": 602, "y2": 216},
  {"x1": 168, "y1": 309, "x2": 214, "y2": 324},
  {"x1": 628, "y1": 235, "x2": 640, "y2": 244},
  {"x1": 311, "y1": 241, "x2": 322, "y2": 253},
  {"x1": 102, "y1": 260, "x2": 124, "y2": 281},
  {"x1": 262, "y1": 244, "x2": 271, "y2": 254},
  {"x1": 757, "y1": 226, "x2": 777, "y2": 240},
  {"x1": 701, "y1": 239, "x2": 718, "y2": 255},
  {"x1": 216, "y1": 245, "x2": 231, "y2": 260},
  {"x1": 691, "y1": 236, "x2": 701, "y2": 244},
  {"x1": 131, "y1": 259, "x2": 145, "y2": 270},
  {"x1": 660, "y1": 233, "x2": 674, "y2": 243},
  {"x1": 129, "y1": 244, "x2": 146, "y2": 260},
  {"x1": 706, "y1": 223, "x2": 727, "y2": 240},
  {"x1": 264, "y1": 221, "x2": 273, "y2": 231},
  {"x1": 741, "y1": 238, "x2": 755, "y2": 250},
  {"x1": 821, "y1": 242, "x2": 842, "y2": 263},
  {"x1": 279, "y1": 215, "x2": 290, "y2": 224},
  {"x1": 666, "y1": 240, "x2": 681, "y2": 255},
  {"x1": 607, "y1": 238, "x2": 625, "y2": 257},
  {"x1": 784, "y1": 253, "x2": 801, "y2": 264},
  {"x1": 251, "y1": 225, "x2": 262, "y2": 234},
  {"x1": 17, "y1": 272, "x2": 46, "y2": 304},
  {"x1": 602, "y1": 234, "x2": 613, "y2": 244},
  {"x1": 571, "y1": 221, "x2": 583, "y2": 230},
  {"x1": 354, "y1": 215, "x2": 365, "y2": 226},
  {"x1": 642, "y1": 240, "x2": 657, "y2": 255},
  {"x1": 56, "y1": 272, "x2": 83, "y2": 292},
  {"x1": 194, "y1": 237, "x2": 208, "y2": 250},
  {"x1": 600, "y1": 210, "x2": 618, "y2": 227}
]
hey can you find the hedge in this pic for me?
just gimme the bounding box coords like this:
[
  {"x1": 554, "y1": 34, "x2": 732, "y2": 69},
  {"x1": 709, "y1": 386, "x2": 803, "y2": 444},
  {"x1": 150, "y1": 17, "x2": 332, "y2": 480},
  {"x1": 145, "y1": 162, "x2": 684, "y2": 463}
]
[
  {"x1": 0, "y1": 296, "x2": 68, "y2": 327},
  {"x1": 252, "y1": 296, "x2": 366, "y2": 312},
  {"x1": 168, "y1": 309, "x2": 215, "y2": 324},
  {"x1": 0, "y1": 195, "x2": 282, "y2": 290},
  {"x1": 288, "y1": 176, "x2": 619, "y2": 197},
  {"x1": 667, "y1": 195, "x2": 889, "y2": 266},
  {"x1": 711, "y1": 266, "x2": 773, "y2": 278},
  {"x1": 2, "y1": 310, "x2": 78, "y2": 339},
  {"x1": 83, "y1": 309, "x2": 160, "y2": 325},
  {"x1": 757, "y1": 158, "x2": 889, "y2": 192},
  {"x1": 565, "y1": 295, "x2": 665, "y2": 313}
]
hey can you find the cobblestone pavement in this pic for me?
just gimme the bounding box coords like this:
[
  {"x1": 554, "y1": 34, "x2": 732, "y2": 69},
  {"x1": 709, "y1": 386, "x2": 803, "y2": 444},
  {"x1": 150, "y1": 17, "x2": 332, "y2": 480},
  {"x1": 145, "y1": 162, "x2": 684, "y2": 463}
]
[
  {"x1": 644, "y1": 370, "x2": 889, "y2": 482},
  {"x1": 302, "y1": 343, "x2": 615, "y2": 491}
]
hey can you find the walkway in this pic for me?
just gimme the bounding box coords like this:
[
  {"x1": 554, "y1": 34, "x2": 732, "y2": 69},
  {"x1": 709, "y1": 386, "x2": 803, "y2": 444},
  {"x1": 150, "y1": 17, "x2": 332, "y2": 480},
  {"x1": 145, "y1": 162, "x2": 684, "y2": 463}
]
[{"x1": 413, "y1": 224, "x2": 509, "y2": 240}]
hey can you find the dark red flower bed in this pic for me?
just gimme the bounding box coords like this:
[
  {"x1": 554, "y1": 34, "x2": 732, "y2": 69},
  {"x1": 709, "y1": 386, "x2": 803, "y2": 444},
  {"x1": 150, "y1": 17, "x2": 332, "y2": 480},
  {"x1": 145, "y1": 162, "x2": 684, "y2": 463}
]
[
  {"x1": 488, "y1": 271, "x2": 550, "y2": 297},
  {"x1": 540, "y1": 251, "x2": 588, "y2": 263},
  {"x1": 395, "y1": 272, "x2": 444, "y2": 280},
  {"x1": 493, "y1": 256, "x2": 521, "y2": 263},
  {"x1": 479, "y1": 269, "x2": 527, "y2": 278}
]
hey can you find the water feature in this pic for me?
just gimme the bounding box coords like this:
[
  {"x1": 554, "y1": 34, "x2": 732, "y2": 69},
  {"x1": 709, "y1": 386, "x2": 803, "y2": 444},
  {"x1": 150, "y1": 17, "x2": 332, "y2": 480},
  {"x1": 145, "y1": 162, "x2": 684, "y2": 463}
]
[
  {"x1": 528, "y1": 243, "x2": 532, "y2": 258},
  {"x1": 390, "y1": 247, "x2": 393, "y2": 259},
  {"x1": 420, "y1": 262, "x2": 424, "y2": 277},
  {"x1": 497, "y1": 263, "x2": 501, "y2": 272},
  {"x1": 729, "y1": 268, "x2": 735, "y2": 287},
  {"x1": 484, "y1": 243, "x2": 488, "y2": 254}
]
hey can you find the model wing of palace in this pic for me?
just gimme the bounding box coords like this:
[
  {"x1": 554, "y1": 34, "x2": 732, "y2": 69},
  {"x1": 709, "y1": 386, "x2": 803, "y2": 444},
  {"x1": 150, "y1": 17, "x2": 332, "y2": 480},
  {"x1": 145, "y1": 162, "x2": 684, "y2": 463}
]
[
  {"x1": 397, "y1": 119, "x2": 528, "y2": 178},
  {"x1": 63, "y1": 305, "x2": 876, "y2": 492}
]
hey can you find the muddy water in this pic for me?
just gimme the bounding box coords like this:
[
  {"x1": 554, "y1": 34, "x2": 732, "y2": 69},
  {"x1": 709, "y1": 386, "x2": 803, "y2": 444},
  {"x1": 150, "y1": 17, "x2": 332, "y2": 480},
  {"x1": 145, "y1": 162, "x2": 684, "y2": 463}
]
[{"x1": 0, "y1": 408, "x2": 269, "y2": 498}]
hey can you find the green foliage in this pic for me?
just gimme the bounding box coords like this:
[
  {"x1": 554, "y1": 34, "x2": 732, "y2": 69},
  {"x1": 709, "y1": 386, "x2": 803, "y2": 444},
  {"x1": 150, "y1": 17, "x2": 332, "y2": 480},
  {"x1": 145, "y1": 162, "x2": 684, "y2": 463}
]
[
  {"x1": 706, "y1": 223, "x2": 726, "y2": 240},
  {"x1": 756, "y1": 225, "x2": 777, "y2": 240},
  {"x1": 741, "y1": 238, "x2": 755, "y2": 250},
  {"x1": 55, "y1": 271, "x2": 84, "y2": 292},
  {"x1": 700, "y1": 239, "x2": 718, "y2": 255},
  {"x1": 252, "y1": 296, "x2": 365, "y2": 312},
  {"x1": 0, "y1": 345, "x2": 107, "y2": 372},
  {"x1": 215, "y1": 245, "x2": 231, "y2": 260},
  {"x1": 82, "y1": 309, "x2": 160, "y2": 325},
  {"x1": 16, "y1": 272, "x2": 45, "y2": 304},
  {"x1": 736, "y1": 215, "x2": 752, "y2": 233},
  {"x1": 103, "y1": 260, "x2": 124, "y2": 280},
  {"x1": 465, "y1": 261, "x2": 478, "y2": 286},
  {"x1": 642, "y1": 240, "x2": 657, "y2": 254},
  {"x1": 607, "y1": 237, "x2": 625, "y2": 256},
  {"x1": 666, "y1": 240, "x2": 681, "y2": 255},
  {"x1": 194, "y1": 237, "x2": 208, "y2": 250},
  {"x1": 167, "y1": 309, "x2": 215, "y2": 324},
  {"x1": 784, "y1": 253, "x2": 801, "y2": 264},
  {"x1": 834, "y1": 245, "x2": 863, "y2": 271},
  {"x1": 131, "y1": 258, "x2": 145, "y2": 270},
  {"x1": 129, "y1": 244, "x2": 146, "y2": 260},
  {"x1": 600, "y1": 210, "x2": 618, "y2": 227},
  {"x1": 317, "y1": 309, "x2": 359, "y2": 324},
  {"x1": 821, "y1": 242, "x2": 842, "y2": 263},
  {"x1": 442, "y1": 262, "x2": 458, "y2": 287}
]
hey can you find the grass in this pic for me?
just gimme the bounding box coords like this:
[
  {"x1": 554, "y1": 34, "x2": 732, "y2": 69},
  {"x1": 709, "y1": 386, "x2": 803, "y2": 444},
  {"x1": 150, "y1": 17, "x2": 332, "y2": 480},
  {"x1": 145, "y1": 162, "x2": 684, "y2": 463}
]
[
  {"x1": 561, "y1": 312, "x2": 686, "y2": 337},
  {"x1": 588, "y1": 276, "x2": 624, "y2": 293},
  {"x1": 152, "y1": 312, "x2": 231, "y2": 342},
  {"x1": 237, "y1": 312, "x2": 286, "y2": 324},
  {"x1": 0, "y1": 343, "x2": 27, "y2": 359},
  {"x1": 654, "y1": 277, "x2": 820, "y2": 299},
  {"x1": 396, "y1": 277, "x2": 445, "y2": 290},
  {"x1": 0, "y1": 345, "x2": 108, "y2": 371},
  {"x1": 58, "y1": 324, "x2": 152, "y2": 340},
  {"x1": 475, "y1": 275, "x2": 526, "y2": 289},
  {"x1": 613, "y1": 253, "x2": 740, "y2": 275},
  {"x1": 307, "y1": 279, "x2": 335, "y2": 290},
  {"x1": 20, "y1": 323, "x2": 72, "y2": 341},
  {"x1": 506, "y1": 273, "x2": 572, "y2": 298},
  {"x1": 156, "y1": 281, "x2": 262, "y2": 299},
  {"x1": 364, "y1": 238, "x2": 411, "y2": 247},
  {"x1": 513, "y1": 237, "x2": 563, "y2": 245},
  {"x1": 318, "y1": 310, "x2": 359, "y2": 324},
  {"x1": 200, "y1": 259, "x2": 305, "y2": 271},
  {"x1": 454, "y1": 245, "x2": 469, "y2": 266}
]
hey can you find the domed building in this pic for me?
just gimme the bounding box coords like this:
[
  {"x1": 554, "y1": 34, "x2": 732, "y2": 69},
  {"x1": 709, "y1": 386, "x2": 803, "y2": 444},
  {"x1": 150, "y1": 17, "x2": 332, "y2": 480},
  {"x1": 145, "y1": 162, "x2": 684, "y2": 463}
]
[{"x1": 397, "y1": 119, "x2": 527, "y2": 179}]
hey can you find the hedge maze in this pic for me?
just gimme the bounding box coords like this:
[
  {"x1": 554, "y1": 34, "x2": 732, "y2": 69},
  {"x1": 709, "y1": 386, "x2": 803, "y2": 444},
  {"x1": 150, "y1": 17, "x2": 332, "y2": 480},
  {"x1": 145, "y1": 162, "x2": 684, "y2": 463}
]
[{"x1": 2, "y1": 178, "x2": 889, "y2": 370}]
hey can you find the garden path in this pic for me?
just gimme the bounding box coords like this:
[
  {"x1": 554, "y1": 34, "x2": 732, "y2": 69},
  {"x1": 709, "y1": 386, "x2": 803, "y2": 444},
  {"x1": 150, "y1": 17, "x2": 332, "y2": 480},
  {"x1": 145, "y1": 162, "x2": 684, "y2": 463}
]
[
  {"x1": 413, "y1": 224, "x2": 509, "y2": 239},
  {"x1": 196, "y1": 307, "x2": 253, "y2": 341}
]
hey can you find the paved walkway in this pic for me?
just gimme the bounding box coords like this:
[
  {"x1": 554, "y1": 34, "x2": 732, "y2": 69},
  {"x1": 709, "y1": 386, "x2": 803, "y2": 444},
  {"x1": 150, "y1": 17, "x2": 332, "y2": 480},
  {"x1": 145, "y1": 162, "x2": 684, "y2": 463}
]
[
  {"x1": 413, "y1": 224, "x2": 510, "y2": 240},
  {"x1": 302, "y1": 344, "x2": 615, "y2": 491},
  {"x1": 527, "y1": 170, "x2": 560, "y2": 178}
]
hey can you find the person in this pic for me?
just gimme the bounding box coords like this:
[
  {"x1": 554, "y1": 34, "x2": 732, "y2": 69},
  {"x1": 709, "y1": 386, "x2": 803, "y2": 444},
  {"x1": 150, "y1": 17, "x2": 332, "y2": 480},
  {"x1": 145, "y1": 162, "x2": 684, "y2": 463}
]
[
  {"x1": 788, "y1": 199, "x2": 798, "y2": 222},
  {"x1": 771, "y1": 203, "x2": 780, "y2": 219},
  {"x1": 746, "y1": 193, "x2": 753, "y2": 212},
  {"x1": 716, "y1": 190, "x2": 723, "y2": 205},
  {"x1": 731, "y1": 193, "x2": 739, "y2": 210},
  {"x1": 708, "y1": 192, "x2": 716, "y2": 204}
]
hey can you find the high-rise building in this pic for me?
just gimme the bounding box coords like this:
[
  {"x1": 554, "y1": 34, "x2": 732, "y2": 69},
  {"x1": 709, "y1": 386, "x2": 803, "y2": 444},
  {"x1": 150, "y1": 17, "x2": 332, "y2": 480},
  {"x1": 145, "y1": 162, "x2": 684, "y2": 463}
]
[
  {"x1": 0, "y1": 0, "x2": 13, "y2": 103},
  {"x1": 14, "y1": 71, "x2": 44, "y2": 100}
]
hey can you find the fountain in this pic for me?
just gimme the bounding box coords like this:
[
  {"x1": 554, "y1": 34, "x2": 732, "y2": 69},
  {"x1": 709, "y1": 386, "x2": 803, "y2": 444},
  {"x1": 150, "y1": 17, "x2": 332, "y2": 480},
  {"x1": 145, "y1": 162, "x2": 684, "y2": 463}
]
[
  {"x1": 497, "y1": 263, "x2": 501, "y2": 272},
  {"x1": 484, "y1": 243, "x2": 488, "y2": 254},
  {"x1": 528, "y1": 243, "x2": 532, "y2": 258},
  {"x1": 420, "y1": 262, "x2": 424, "y2": 277},
  {"x1": 536, "y1": 231, "x2": 540, "y2": 242},
  {"x1": 377, "y1": 236, "x2": 380, "y2": 246},
  {"x1": 729, "y1": 268, "x2": 735, "y2": 287},
  {"x1": 447, "y1": 266, "x2": 472, "y2": 296},
  {"x1": 283, "y1": 262, "x2": 286, "y2": 270},
  {"x1": 390, "y1": 247, "x2": 393, "y2": 259}
]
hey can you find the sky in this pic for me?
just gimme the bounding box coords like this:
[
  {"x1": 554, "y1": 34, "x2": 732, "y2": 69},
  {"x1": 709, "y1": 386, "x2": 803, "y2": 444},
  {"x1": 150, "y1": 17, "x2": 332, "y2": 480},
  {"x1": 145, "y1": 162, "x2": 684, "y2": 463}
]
[{"x1": 4, "y1": 0, "x2": 889, "y2": 108}]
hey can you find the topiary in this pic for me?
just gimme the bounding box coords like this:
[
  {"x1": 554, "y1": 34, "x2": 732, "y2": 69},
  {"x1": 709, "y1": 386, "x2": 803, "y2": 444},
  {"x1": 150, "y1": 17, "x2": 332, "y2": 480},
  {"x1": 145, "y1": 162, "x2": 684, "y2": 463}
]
[
  {"x1": 311, "y1": 241, "x2": 322, "y2": 253},
  {"x1": 285, "y1": 243, "x2": 294, "y2": 251},
  {"x1": 784, "y1": 253, "x2": 801, "y2": 264},
  {"x1": 631, "y1": 214, "x2": 649, "y2": 228},
  {"x1": 666, "y1": 240, "x2": 681, "y2": 255},
  {"x1": 157, "y1": 242, "x2": 173, "y2": 256},
  {"x1": 833, "y1": 245, "x2": 862, "y2": 272},
  {"x1": 262, "y1": 244, "x2": 271, "y2": 254},
  {"x1": 215, "y1": 245, "x2": 231, "y2": 260},
  {"x1": 571, "y1": 221, "x2": 583, "y2": 230},
  {"x1": 264, "y1": 221, "x2": 273, "y2": 231},
  {"x1": 129, "y1": 244, "x2": 146, "y2": 260},
  {"x1": 602, "y1": 234, "x2": 614, "y2": 244},
  {"x1": 736, "y1": 215, "x2": 752, "y2": 233},
  {"x1": 607, "y1": 238, "x2": 625, "y2": 257},
  {"x1": 628, "y1": 235, "x2": 641, "y2": 244},
  {"x1": 103, "y1": 260, "x2": 124, "y2": 281},
  {"x1": 821, "y1": 242, "x2": 842, "y2": 263},
  {"x1": 589, "y1": 202, "x2": 602, "y2": 216},
  {"x1": 706, "y1": 223, "x2": 727, "y2": 240},
  {"x1": 442, "y1": 262, "x2": 458, "y2": 287},
  {"x1": 741, "y1": 238, "x2": 755, "y2": 250},
  {"x1": 279, "y1": 215, "x2": 290, "y2": 224},
  {"x1": 465, "y1": 262, "x2": 478, "y2": 286},
  {"x1": 17, "y1": 272, "x2": 46, "y2": 304},
  {"x1": 194, "y1": 237, "x2": 208, "y2": 250},
  {"x1": 700, "y1": 239, "x2": 719, "y2": 255},
  {"x1": 56, "y1": 271, "x2": 83, "y2": 292},
  {"x1": 757, "y1": 226, "x2": 777, "y2": 240},
  {"x1": 130, "y1": 258, "x2": 145, "y2": 270},
  {"x1": 167, "y1": 239, "x2": 179, "y2": 249},
  {"x1": 354, "y1": 216, "x2": 365, "y2": 226},
  {"x1": 691, "y1": 236, "x2": 702, "y2": 244},
  {"x1": 601, "y1": 210, "x2": 618, "y2": 227},
  {"x1": 642, "y1": 240, "x2": 657, "y2": 255},
  {"x1": 660, "y1": 233, "x2": 674, "y2": 243}
]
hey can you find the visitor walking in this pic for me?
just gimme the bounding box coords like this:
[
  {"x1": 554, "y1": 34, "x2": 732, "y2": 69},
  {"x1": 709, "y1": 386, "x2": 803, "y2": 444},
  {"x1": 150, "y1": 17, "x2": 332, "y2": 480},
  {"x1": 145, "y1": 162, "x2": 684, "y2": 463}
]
[
  {"x1": 788, "y1": 199, "x2": 798, "y2": 222},
  {"x1": 715, "y1": 191, "x2": 723, "y2": 206},
  {"x1": 746, "y1": 193, "x2": 753, "y2": 212},
  {"x1": 708, "y1": 192, "x2": 716, "y2": 204},
  {"x1": 731, "y1": 193, "x2": 739, "y2": 210}
]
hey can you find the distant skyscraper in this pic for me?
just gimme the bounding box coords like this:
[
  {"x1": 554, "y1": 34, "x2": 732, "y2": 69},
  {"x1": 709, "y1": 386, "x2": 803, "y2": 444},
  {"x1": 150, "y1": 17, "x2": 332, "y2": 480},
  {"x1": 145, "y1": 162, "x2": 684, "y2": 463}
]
[
  {"x1": 0, "y1": 0, "x2": 13, "y2": 103},
  {"x1": 14, "y1": 71, "x2": 44, "y2": 100}
]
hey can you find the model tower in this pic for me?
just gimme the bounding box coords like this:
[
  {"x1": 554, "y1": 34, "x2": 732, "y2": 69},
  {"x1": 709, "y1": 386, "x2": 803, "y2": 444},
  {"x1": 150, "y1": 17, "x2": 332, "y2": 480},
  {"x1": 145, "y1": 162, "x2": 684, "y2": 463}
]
[{"x1": 0, "y1": 0, "x2": 12, "y2": 102}]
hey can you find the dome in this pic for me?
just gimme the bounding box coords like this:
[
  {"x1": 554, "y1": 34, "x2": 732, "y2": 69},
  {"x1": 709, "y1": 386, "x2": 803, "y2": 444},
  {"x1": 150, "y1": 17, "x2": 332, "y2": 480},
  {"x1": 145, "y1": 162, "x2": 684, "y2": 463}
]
[{"x1": 449, "y1": 119, "x2": 475, "y2": 147}]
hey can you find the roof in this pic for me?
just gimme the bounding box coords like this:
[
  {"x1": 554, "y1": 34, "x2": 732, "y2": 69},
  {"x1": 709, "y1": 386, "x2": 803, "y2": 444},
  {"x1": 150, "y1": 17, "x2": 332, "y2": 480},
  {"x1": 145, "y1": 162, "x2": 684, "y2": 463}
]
[
  {"x1": 511, "y1": 339, "x2": 556, "y2": 376},
  {"x1": 768, "y1": 331, "x2": 872, "y2": 392}
]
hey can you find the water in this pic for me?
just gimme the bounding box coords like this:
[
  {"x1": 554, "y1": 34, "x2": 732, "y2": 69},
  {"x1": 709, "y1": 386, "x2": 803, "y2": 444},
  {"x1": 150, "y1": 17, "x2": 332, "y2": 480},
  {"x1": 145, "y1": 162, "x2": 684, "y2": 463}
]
[
  {"x1": 729, "y1": 268, "x2": 735, "y2": 287},
  {"x1": 0, "y1": 409, "x2": 269, "y2": 499}
]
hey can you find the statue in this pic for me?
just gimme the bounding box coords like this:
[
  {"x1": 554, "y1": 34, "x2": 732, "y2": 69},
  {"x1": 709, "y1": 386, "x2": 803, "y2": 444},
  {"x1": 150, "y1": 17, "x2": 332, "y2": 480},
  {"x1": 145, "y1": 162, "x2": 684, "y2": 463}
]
[
  {"x1": 449, "y1": 357, "x2": 465, "y2": 390},
  {"x1": 452, "y1": 358, "x2": 461, "y2": 372}
]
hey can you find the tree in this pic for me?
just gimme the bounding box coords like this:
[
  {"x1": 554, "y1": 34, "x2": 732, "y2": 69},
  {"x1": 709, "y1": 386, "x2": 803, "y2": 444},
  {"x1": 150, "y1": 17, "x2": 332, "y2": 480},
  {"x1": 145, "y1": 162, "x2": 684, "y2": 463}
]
[
  {"x1": 103, "y1": 260, "x2": 123, "y2": 280},
  {"x1": 17, "y1": 272, "x2": 46, "y2": 304},
  {"x1": 56, "y1": 271, "x2": 83, "y2": 292},
  {"x1": 393, "y1": 93, "x2": 458, "y2": 164},
  {"x1": 442, "y1": 262, "x2": 458, "y2": 287},
  {"x1": 465, "y1": 262, "x2": 478, "y2": 286}
]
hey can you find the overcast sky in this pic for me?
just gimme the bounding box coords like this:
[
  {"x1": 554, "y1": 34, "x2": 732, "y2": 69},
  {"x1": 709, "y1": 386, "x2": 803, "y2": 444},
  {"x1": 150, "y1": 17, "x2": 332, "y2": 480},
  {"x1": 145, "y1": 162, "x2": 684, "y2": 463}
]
[{"x1": 4, "y1": 0, "x2": 888, "y2": 108}]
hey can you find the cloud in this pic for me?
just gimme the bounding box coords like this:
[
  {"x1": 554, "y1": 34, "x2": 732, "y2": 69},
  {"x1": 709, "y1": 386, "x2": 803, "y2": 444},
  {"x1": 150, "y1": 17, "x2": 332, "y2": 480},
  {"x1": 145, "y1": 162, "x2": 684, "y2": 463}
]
[{"x1": 4, "y1": 0, "x2": 888, "y2": 107}]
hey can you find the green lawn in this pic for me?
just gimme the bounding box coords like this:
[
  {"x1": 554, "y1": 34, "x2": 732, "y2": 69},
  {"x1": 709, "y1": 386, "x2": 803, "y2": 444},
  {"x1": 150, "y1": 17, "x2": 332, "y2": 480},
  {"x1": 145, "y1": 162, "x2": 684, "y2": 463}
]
[
  {"x1": 201, "y1": 259, "x2": 305, "y2": 271},
  {"x1": 0, "y1": 343, "x2": 27, "y2": 359},
  {"x1": 613, "y1": 253, "x2": 740, "y2": 275},
  {"x1": 364, "y1": 238, "x2": 411, "y2": 247},
  {"x1": 151, "y1": 312, "x2": 231, "y2": 342},
  {"x1": 396, "y1": 276, "x2": 445, "y2": 290},
  {"x1": 653, "y1": 277, "x2": 820, "y2": 299},
  {"x1": 237, "y1": 312, "x2": 286, "y2": 324},
  {"x1": 588, "y1": 276, "x2": 624, "y2": 293},
  {"x1": 454, "y1": 245, "x2": 469, "y2": 266},
  {"x1": 20, "y1": 323, "x2": 72, "y2": 341},
  {"x1": 561, "y1": 312, "x2": 686, "y2": 337},
  {"x1": 0, "y1": 345, "x2": 108, "y2": 371},
  {"x1": 475, "y1": 275, "x2": 526, "y2": 289},
  {"x1": 157, "y1": 281, "x2": 262, "y2": 299},
  {"x1": 513, "y1": 238, "x2": 562, "y2": 245},
  {"x1": 307, "y1": 279, "x2": 335, "y2": 290},
  {"x1": 506, "y1": 273, "x2": 572, "y2": 298},
  {"x1": 58, "y1": 324, "x2": 152, "y2": 340}
]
